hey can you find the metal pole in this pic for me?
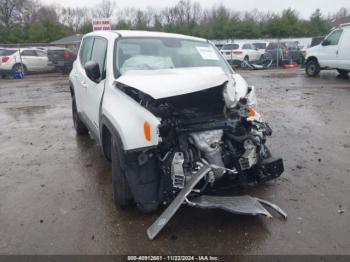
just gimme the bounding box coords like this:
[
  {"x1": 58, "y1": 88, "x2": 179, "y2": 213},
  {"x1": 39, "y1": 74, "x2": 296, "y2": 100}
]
[
  {"x1": 17, "y1": 43, "x2": 24, "y2": 77},
  {"x1": 276, "y1": 39, "x2": 279, "y2": 69}
]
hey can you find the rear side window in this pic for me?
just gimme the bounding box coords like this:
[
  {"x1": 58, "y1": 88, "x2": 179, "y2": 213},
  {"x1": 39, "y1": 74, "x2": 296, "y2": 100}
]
[
  {"x1": 80, "y1": 37, "x2": 94, "y2": 66},
  {"x1": 325, "y1": 30, "x2": 343, "y2": 45},
  {"x1": 0, "y1": 50, "x2": 16, "y2": 56},
  {"x1": 36, "y1": 50, "x2": 47, "y2": 57},
  {"x1": 242, "y1": 44, "x2": 252, "y2": 50},
  {"x1": 222, "y1": 44, "x2": 239, "y2": 50},
  {"x1": 21, "y1": 50, "x2": 37, "y2": 56},
  {"x1": 90, "y1": 37, "x2": 108, "y2": 77},
  {"x1": 266, "y1": 43, "x2": 278, "y2": 49},
  {"x1": 253, "y1": 43, "x2": 266, "y2": 49}
]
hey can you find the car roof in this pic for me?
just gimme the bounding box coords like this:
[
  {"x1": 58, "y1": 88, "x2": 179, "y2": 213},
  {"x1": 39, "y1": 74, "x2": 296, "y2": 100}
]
[{"x1": 84, "y1": 30, "x2": 207, "y2": 42}]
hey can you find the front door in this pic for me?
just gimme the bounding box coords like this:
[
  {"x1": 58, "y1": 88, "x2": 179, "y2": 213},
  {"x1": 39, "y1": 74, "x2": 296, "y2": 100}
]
[{"x1": 84, "y1": 37, "x2": 108, "y2": 135}]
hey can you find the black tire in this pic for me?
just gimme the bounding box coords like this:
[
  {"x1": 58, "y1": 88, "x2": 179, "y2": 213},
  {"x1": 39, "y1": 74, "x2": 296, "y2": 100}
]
[
  {"x1": 72, "y1": 96, "x2": 88, "y2": 135},
  {"x1": 12, "y1": 63, "x2": 27, "y2": 75},
  {"x1": 244, "y1": 56, "x2": 249, "y2": 62},
  {"x1": 337, "y1": 69, "x2": 349, "y2": 78},
  {"x1": 306, "y1": 60, "x2": 320, "y2": 77},
  {"x1": 111, "y1": 135, "x2": 132, "y2": 207}
]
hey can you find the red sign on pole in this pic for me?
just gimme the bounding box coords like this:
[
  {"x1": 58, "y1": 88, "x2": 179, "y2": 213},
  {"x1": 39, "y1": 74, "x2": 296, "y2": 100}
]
[{"x1": 92, "y1": 18, "x2": 111, "y2": 31}]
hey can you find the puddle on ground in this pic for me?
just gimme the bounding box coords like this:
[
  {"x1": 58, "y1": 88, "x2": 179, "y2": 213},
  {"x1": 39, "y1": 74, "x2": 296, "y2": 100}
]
[{"x1": 5, "y1": 105, "x2": 52, "y2": 119}]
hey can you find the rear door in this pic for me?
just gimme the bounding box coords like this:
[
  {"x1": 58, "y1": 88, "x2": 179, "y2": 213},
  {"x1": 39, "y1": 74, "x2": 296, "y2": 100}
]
[
  {"x1": 84, "y1": 36, "x2": 108, "y2": 134},
  {"x1": 318, "y1": 29, "x2": 343, "y2": 68},
  {"x1": 243, "y1": 43, "x2": 260, "y2": 61},
  {"x1": 74, "y1": 36, "x2": 94, "y2": 116},
  {"x1": 337, "y1": 28, "x2": 350, "y2": 70},
  {"x1": 20, "y1": 50, "x2": 40, "y2": 71}
]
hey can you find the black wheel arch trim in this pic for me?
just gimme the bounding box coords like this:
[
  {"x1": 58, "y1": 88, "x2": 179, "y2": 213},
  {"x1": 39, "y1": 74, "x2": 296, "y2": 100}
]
[
  {"x1": 306, "y1": 56, "x2": 319, "y2": 65},
  {"x1": 68, "y1": 80, "x2": 75, "y2": 97}
]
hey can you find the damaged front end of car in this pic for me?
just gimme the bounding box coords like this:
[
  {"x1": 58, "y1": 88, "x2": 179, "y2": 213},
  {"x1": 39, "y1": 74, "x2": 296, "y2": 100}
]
[{"x1": 115, "y1": 71, "x2": 285, "y2": 239}]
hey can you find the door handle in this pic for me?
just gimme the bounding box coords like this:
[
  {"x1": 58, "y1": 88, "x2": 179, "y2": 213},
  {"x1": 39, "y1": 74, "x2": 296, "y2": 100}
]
[
  {"x1": 336, "y1": 50, "x2": 339, "y2": 55},
  {"x1": 82, "y1": 81, "x2": 87, "y2": 88}
]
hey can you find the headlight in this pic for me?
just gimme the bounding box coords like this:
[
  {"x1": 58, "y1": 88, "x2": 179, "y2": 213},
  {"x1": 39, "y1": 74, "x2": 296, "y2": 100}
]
[
  {"x1": 246, "y1": 86, "x2": 258, "y2": 108},
  {"x1": 223, "y1": 78, "x2": 237, "y2": 108}
]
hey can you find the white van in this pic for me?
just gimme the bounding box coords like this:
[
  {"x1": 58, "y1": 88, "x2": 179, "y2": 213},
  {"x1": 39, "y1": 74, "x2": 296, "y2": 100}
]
[{"x1": 305, "y1": 24, "x2": 350, "y2": 77}]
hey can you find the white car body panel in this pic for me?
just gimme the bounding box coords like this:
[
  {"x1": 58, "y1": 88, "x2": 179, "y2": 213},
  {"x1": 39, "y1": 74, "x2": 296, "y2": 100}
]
[
  {"x1": 116, "y1": 67, "x2": 228, "y2": 99},
  {"x1": 338, "y1": 29, "x2": 350, "y2": 70}
]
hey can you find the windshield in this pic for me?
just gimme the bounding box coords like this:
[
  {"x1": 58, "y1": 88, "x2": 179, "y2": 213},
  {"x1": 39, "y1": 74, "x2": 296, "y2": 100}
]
[{"x1": 115, "y1": 37, "x2": 231, "y2": 75}]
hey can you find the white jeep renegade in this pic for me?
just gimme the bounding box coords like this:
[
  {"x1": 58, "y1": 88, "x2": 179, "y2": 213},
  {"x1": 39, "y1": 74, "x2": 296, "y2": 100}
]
[{"x1": 70, "y1": 30, "x2": 284, "y2": 225}]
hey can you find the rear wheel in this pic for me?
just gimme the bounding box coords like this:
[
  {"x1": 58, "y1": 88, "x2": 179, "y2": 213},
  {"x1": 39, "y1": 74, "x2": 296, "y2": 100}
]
[
  {"x1": 306, "y1": 60, "x2": 320, "y2": 77},
  {"x1": 111, "y1": 134, "x2": 132, "y2": 207},
  {"x1": 72, "y1": 96, "x2": 88, "y2": 135},
  {"x1": 337, "y1": 69, "x2": 349, "y2": 78},
  {"x1": 241, "y1": 56, "x2": 250, "y2": 68},
  {"x1": 11, "y1": 63, "x2": 27, "y2": 75}
]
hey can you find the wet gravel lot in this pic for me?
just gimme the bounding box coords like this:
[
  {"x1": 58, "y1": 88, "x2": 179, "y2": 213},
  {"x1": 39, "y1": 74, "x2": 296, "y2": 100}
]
[{"x1": 0, "y1": 69, "x2": 349, "y2": 255}]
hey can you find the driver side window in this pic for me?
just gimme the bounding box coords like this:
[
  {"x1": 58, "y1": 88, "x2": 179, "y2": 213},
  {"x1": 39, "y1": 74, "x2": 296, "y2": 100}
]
[{"x1": 325, "y1": 30, "x2": 343, "y2": 45}]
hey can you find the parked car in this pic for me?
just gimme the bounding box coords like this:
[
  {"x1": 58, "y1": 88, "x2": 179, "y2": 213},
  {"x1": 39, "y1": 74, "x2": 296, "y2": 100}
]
[
  {"x1": 305, "y1": 24, "x2": 350, "y2": 77},
  {"x1": 252, "y1": 42, "x2": 269, "y2": 55},
  {"x1": 283, "y1": 41, "x2": 303, "y2": 62},
  {"x1": 70, "y1": 30, "x2": 284, "y2": 239},
  {"x1": 265, "y1": 42, "x2": 288, "y2": 63},
  {"x1": 220, "y1": 42, "x2": 262, "y2": 64},
  {"x1": 0, "y1": 48, "x2": 53, "y2": 75},
  {"x1": 48, "y1": 47, "x2": 77, "y2": 74}
]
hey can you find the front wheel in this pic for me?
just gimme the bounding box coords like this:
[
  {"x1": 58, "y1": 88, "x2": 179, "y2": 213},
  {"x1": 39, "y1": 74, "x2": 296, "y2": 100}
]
[
  {"x1": 111, "y1": 135, "x2": 132, "y2": 207},
  {"x1": 12, "y1": 64, "x2": 27, "y2": 75},
  {"x1": 306, "y1": 60, "x2": 320, "y2": 77},
  {"x1": 72, "y1": 96, "x2": 88, "y2": 135}
]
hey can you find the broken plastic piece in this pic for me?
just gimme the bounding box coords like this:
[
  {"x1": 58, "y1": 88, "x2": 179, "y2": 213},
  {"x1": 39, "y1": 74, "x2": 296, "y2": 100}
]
[
  {"x1": 147, "y1": 165, "x2": 211, "y2": 240},
  {"x1": 256, "y1": 198, "x2": 288, "y2": 219},
  {"x1": 188, "y1": 195, "x2": 273, "y2": 218}
]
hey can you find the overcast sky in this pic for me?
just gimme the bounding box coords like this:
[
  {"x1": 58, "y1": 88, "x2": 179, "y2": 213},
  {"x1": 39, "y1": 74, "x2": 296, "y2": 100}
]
[{"x1": 42, "y1": 0, "x2": 349, "y2": 18}]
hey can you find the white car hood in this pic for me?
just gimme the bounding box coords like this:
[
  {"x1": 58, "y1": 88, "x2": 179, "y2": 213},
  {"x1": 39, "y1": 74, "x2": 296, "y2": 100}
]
[{"x1": 116, "y1": 67, "x2": 229, "y2": 99}]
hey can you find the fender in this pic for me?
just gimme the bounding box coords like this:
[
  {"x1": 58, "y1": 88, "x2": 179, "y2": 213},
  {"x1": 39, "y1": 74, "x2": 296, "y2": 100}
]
[{"x1": 101, "y1": 85, "x2": 161, "y2": 151}]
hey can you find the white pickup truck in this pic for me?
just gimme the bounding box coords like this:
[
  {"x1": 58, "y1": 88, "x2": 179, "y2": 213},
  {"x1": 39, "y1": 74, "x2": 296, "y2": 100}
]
[{"x1": 305, "y1": 24, "x2": 350, "y2": 77}]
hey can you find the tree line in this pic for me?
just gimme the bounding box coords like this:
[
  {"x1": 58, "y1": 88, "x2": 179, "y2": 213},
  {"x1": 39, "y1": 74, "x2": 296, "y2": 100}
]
[{"x1": 0, "y1": 0, "x2": 349, "y2": 44}]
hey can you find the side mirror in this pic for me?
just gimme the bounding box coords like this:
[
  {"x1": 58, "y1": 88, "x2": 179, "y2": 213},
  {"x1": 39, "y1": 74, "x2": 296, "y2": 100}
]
[
  {"x1": 84, "y1": 61, "x2": 101, "y2": 83},
  {"x1": 322, "y1": 39, "x2": 331, "y2": 46}
]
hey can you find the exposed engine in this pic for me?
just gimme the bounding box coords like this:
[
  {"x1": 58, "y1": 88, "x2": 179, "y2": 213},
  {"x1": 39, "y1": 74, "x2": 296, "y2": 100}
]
[{"x1": 120, "y1": 82, "x2": 284, "y2": 205}]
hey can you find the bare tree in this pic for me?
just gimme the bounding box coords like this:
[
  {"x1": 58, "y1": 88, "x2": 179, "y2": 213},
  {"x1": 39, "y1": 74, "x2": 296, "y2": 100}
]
[
  {"x1": 61, "y1": 7, "x2": 89, "y2": 32},
  {"x1": 94, "y1": 0, "x2": 116, "y2": 18},
  {"x1": 0, "y1": 0, "x2": 24, "y2": 27},
  {"x1": 21, "y1": 0, "x2": 41, "y2": 24},
  {"x1": 36, "y1": 5, "x2": 59, "y2": 22},
  {"x1": 333, "y1": 7, "x2": 349, "y2": 19}
]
